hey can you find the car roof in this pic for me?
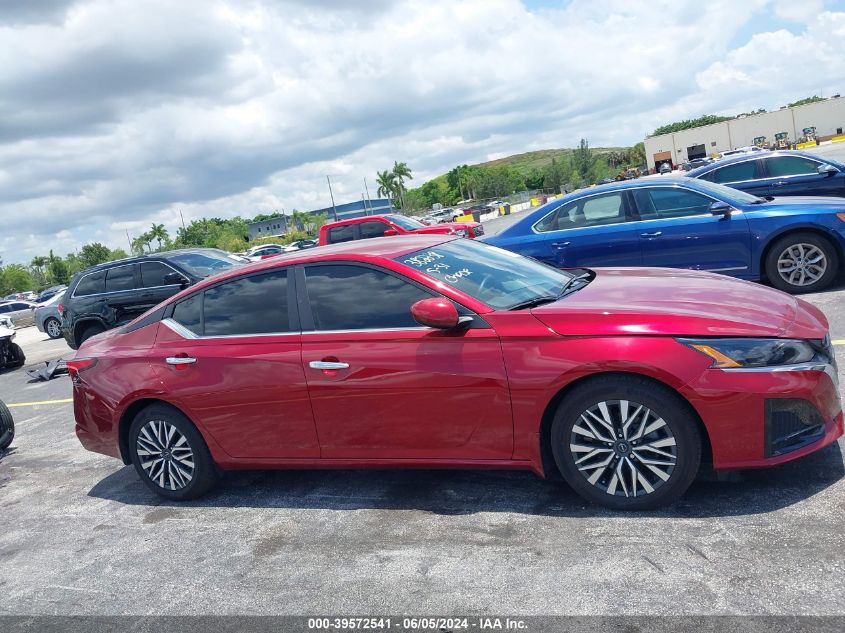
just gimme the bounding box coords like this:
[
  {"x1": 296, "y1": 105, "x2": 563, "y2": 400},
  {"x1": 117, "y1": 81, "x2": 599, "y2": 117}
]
[
  {"x1": 71, "y1": 248, "x2": 230, "y2": 276},
  {"x1": 321, "y1": 214, "x2": 394, "y2": 228},
  {"x1": 685, "y1": 150, "x2": 838, "y2": 178}
]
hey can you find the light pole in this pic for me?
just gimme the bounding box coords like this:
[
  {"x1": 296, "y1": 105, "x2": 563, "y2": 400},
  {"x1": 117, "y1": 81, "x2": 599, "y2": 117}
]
[
  {"x1": 363, "y1": 177, "x2": 373, "y2": 214},
  {"x1": 326, "y1": 175, "x2": 338, "y2": 221}
]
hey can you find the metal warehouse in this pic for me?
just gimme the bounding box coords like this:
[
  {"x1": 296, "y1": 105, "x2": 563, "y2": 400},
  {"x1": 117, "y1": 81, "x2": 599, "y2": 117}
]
[{"x1": 644, "y1": 96, "x2": 845, "y2": 171}]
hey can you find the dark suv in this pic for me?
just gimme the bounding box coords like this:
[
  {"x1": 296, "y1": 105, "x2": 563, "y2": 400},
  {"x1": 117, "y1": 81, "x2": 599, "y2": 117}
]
[{"x1": 60, "y1": 249, "x2": 243, "y2": 349}]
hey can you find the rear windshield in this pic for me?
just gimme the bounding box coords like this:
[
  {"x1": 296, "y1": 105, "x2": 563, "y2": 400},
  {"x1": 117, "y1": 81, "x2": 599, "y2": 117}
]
[{"x1": 386, "y1": 214, "x2": 426, "y2": 230}]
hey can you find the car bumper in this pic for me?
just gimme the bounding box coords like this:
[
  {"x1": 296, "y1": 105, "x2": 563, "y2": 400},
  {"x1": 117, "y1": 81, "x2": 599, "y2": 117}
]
[{"x1": 681, "y1": 364, "x2": 843, "y2": 470}]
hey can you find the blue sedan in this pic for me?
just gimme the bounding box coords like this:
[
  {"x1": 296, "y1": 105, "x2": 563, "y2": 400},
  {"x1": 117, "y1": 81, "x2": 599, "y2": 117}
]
[
  {"x1": 685, "y1": 150, "x2": 845, "y2": 198},
  {"x1": 484, "y1": 178, "x2": 845, "y2": 294}
]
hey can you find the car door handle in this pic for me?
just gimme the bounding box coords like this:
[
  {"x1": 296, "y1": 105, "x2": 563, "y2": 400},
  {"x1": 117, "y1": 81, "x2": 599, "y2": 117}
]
[
  {"x1": 773, "y1": 181, "x2": 787, "y2": 186},
  {"x1": 309, "y1": 361, "x2": 350, "y2": 370},
  {"x1": 640, "y1": 231, "x2": 663, "y2": 238},
  {"x1": 166, "y1": 356, "x2": 196, "y2": 365},
  {"x1": 551, "y1": 241, "x2": 570, "y2": 248}
]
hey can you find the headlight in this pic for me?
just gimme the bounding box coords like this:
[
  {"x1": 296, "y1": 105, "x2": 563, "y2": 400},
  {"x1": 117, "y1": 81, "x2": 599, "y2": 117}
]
[
  {"x1": 678, "y1": 338, "x2": 818, "y2": 368},
  {"x1": 454, "y1": 228, "x2": 469, "y2": 237}
]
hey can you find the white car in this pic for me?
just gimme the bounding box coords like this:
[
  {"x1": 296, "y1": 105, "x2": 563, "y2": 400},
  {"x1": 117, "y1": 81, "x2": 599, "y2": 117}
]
[
  {"x1": 0, "y1": 300, "x2": 36, "y2": 328},
  {"x1": 244, "y1": 244, "x2": 284, "y2": 261}
]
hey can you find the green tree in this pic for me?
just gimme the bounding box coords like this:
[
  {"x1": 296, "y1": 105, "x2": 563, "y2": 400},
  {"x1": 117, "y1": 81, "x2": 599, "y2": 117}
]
[
  {"x1": 149, "y1": 223, "x2": 169, "y2": 251},
  {"x1": 47, "y1": 250, "x2": 70, "y2": 285},
  {"x1": 571, "y1": 139, "x2": 596, "y2": 185},
  {"x1": 788, "y1": 95, "x2": 823, "y2": 108},
  {"x1": 78, "y1": 243, "x2": 112, "y2": 269},
  {"x1": 0, "y1": 264, "x2": 35, "y2": 295},
  {"x1": 375, "y1": 170, "x2": 397, "y2": 204},
  {"x1": 651, "y1": 114, "x2": 732, "y2": 137},
  {"x1": 391, "y1": 161, "x2": 413, "y2": 210}
]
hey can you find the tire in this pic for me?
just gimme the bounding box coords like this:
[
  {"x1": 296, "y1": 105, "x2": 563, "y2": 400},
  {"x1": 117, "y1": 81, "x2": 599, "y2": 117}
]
[
  {"x1": 0, "y1": 400, "x2": 14, "y2": 451},
  {"x1": 78, "y1": 323, "x2": 105, "y2": 346},
  {"x1": 9, "y1": 343, "x2": 25, "y2": 368},
  {"x1": 128, "y1": 403, "x2": 220, "y2": 500},
  {"x1": 44, "y1": 317, "x2": 62, "y2": 340},
  {"x1": 765, "y1": 232, "x2": 838, "y2": 294},
  {"x1": 550, "y1": 374, "x2": 702, "y2": 511}
]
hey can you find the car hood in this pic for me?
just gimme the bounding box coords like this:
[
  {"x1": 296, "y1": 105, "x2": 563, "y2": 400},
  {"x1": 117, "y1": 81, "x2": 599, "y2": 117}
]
[
  {"x1": 757, "y1": 196, "x2": 845, "y2": 211},
  {"x1": 530, "y1": 267, "x2": 828, "y2": 339},
  {"x1": 411, "y1": 222, "x2": 481, "y2": 234}
]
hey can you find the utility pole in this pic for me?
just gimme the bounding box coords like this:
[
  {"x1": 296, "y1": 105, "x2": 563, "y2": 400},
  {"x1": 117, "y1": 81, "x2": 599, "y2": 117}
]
[
  {"x1": 126, "y1": 229, "x2": 132, "y2": 252},
  {"x1": 179, "y1": 209, "x2": 186, "y2": 231},
  {"x1": 363, "y1": 177, "x2": 373, "y2": 214},
  {"x1": 326, "y1": 175, "x2": 338, "y2": 221}
]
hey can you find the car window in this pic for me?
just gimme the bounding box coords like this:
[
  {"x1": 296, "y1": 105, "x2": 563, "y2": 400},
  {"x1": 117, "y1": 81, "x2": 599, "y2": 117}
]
[
  {"x1": 105, "y1": 265, "x2": 135, "y2": 292},
  {"x1": 360, "y1": 221, "x2": 388, "y2": 239},
  {"x1": 163, "y1": 251, "x2": 239, "y2": 278},
  {"x1": 304, "y1": 265, "x2": 432, "y2": 330},
  {"x1": 766, "y1": 156, "x2": 819, "y2": 177},
  {"x1": 327, "y1": 225, "x2": 355, "y2": 244},
  {"x1": 0, "y1": 305, "x2": 9, "y2": 313},
  {"x1": 172, "y1": 294, "x2": 202, "y2": 335},
  {"x1": 203, "y1": 270, "x2": 290, "y2": 336},
  {"x1": 633, "y1": 188, "x2": 712, "y2": 219},
  {"x1": 711, "y1": 160, "x2": 758, "y2": 183},
  {"x1": 74, "y1": 270, "x2": 106, "y2": 296},
  {"x1": 535, "y1": 193, "x2": 626, "y2": 232},
  {"x1": 140, "y1": 262, "x2": 177, "y2": 287},
  {"x1": 9, "y1": 303, "x2": 26, "y2": 310}
]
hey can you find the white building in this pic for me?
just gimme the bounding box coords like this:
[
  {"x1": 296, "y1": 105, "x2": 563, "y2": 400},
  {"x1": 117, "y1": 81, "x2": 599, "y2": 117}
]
[{"x1": 643, "y1": 96, "x2": 845, "y2": 171}]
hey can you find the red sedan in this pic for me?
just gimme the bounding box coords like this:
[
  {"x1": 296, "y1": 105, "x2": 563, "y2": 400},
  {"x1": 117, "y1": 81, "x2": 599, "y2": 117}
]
[
  {"x1": 318, "y1": 213, "x2": 483, "y2": 245},
  {"x1": 69, "y1": 235, "x2": 843, "y2": 509}
]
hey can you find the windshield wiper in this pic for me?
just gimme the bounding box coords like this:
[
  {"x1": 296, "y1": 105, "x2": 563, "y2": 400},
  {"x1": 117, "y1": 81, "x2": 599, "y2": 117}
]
[{"x1": 509, "y1": 271, "x2": 594, "y2": 310}]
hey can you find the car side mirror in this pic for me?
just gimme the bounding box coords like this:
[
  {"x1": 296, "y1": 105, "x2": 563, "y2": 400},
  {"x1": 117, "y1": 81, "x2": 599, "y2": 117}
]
[
  {"x1": 817, "y1": 163, "x2": 838, "y2": 176},
  {"x1": 163, "y1": 272, "x2": 190, "y2": 288},
  {"x1": 710, "y1": 201, "x2": 733, "y2": 217},
  {"x1": 383, "y1": 228, "x2": 399, "y2": 237},
  {"x1": 410, "y1": 298, "x2": 460, "y2": 329}
]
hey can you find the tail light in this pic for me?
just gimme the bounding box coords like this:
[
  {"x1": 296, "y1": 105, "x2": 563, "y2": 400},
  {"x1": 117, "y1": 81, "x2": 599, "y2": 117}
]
[{"x1": 66, "y1": 357, "x2": 97, "y2": 379}]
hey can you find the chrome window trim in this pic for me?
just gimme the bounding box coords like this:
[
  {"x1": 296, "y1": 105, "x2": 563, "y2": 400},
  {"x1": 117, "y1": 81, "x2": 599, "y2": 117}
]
[
  {"x1": 162, "y1": 317, "x2": 299, "y2": 340},
  {"x1": 704, "y1": 266, "x2": 748, "y2": 272},
  {"x1": 301, "y1": 327, "x2": 431, "y2": 335}
]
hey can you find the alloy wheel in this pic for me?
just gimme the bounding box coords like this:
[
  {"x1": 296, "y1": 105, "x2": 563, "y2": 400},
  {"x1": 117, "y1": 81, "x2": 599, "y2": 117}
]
[
  {"x1": 136, "y1": 419, "x2": 195, "y2": 491},
  {"x1": 568, "y1": 399, "x2": 677, "y2": 498},
  {"x1": 46, "y1": 319, "x2": 61, "y2": 338},
  {"x1": 777, "y1": 243, "x2": 827, "y2": 287}
]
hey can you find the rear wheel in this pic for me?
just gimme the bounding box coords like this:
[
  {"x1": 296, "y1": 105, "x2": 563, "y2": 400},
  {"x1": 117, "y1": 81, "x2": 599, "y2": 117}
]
[
  {"x1": 0, "y1": 400, "x2": 14, "y2": 450},
  {"x1": 9, "y1": 343, "x2": 24, "y2": 368},
  {"x1": 78, "y1": 323, "x2": 105, "y2": 346},
  {"x1": 765, "y1": 232, "x2": 838, "y2": 294},
  {"x1": 44, "y1": 317, "x2": 62, "y2": 339},
  {"x1": 128, "y1": 404, "x2": 219, "y2": 500},
  {"x1": 551, "y1": 375, "x2": 701, "y2": 510}
]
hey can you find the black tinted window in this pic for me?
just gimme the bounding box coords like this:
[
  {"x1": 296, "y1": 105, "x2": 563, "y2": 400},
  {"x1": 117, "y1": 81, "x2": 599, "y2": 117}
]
[
  {"x1": 712, "y1": 161, "x2": 757, "y2": 183},
  {"x1": 74, "y1": 270, "x2": 106, "y2": 296},
  {"x1": 766, "y1": 156, "x2": 819, "y2": 177},
  {"x1": 305, "y1": 265, "x2": 431, "y2": 330},
  {"x1": 141, "y1": 262, "x2": 177, "y2": 287},
  {"x1": 203, "y1": 270, "x2": 290, "y2": 336},
  {"x1": 360, "y1": 221, "x2": 387, "y2": 239},
  {"x1": 633, "y1": 188, "x2": 712, "y2": 219},
  {"x1": 327, "y1": 225, "x2": 354, "y2": 244},
  {"x1": 172, "y1": 294, "x2": 201, "y2": 335},
  {"x1": 105, "y1": 265, "x2": 135, "y2": 292}
]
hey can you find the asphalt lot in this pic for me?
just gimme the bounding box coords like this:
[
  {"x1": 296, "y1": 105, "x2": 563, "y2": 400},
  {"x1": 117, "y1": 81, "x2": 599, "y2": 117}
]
[{"x1": 3, "y1": 172, "x2": 845, "y2": 615}]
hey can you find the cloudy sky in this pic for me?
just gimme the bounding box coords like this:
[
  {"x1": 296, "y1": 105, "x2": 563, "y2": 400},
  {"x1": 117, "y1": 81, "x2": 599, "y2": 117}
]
[{"x1": 1, "y1": 0, "x2": 844, "y2": 263}]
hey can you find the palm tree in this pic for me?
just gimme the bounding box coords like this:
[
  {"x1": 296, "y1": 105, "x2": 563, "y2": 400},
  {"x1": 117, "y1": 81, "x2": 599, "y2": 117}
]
[
  {"x1": 391, "y1": 161, "x2": 413, "y2": 210},
  {"x1": 149, "y1": 223, "x2": 169, "y2": 251},
  {"x1": 376, "y1": 170, "x2": 397, "y2": 206}
]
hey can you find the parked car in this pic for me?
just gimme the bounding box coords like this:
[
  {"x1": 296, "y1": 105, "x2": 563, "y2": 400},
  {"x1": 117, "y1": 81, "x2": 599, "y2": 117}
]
[
  {"x1": 34, "y1": 292, "x2": 64, "y2": 339},
  {"x1": 718, "y1": 146, "x2": 765, "y2": 159},
  {"x1": 319, "y1": 213, "x2": 483, "y2": 246},
  {"x1": 34, "y1": 285, "x2": 67, "y2": 304},
  {"x1": 483, "y1": 177, "x2": 845, "y2": 294},
  {"x1": 282, "y1": 239, "x2": 318, "y2": 253},
  {"x1": 686, "y1": 150, "x2": 845, "y2": 198},
  {"x1": 244, "y1": 244, "x2": 284, "y2": 261},
  {"x1": 60, "y1": 248, "x2": 244, "y2": 349},
  {"x1": 0, "y1": 314, "x2": 25, "y2": 372},
  {"x1": 0, "y1": 300, "x2": 36, "y2": 328},
  {"x1": 69, "y1": 235, "x2": 842, "y2": 509}
]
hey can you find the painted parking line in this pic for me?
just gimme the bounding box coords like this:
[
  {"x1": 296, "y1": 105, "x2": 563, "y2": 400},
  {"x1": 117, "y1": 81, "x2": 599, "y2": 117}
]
[
  {"x1": 834, "y1": 340, "x2": 845, "y2": 346},
  {"x1": 6, "y1": 398, "x2": 73, "y2": 408}
]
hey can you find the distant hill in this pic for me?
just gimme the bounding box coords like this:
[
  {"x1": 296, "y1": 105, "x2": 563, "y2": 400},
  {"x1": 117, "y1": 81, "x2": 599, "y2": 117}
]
[{"x1": 467, "y1": 146, "x2": 626, "y2": 175}]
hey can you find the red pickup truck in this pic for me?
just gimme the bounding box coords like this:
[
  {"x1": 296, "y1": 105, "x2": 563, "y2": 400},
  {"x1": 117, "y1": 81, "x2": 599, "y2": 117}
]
[{"x1": 319, "y1": 213, "x2": 483, "y2": 246}]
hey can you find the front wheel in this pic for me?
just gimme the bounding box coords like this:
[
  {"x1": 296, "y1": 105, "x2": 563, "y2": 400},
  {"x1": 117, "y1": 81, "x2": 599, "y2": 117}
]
[
  {"x1": 0, "y1": 400, "x2": 14, "y2": 450},
  {"x1": 8, "y1": 343, "x2": 24, "y2": 368},
  {"x1": 551, "y1": 375, "x2": 701, "y2": 510},
  {"x1": 765, "y1": 232, "x2": 838, "y2": 294},
  {"x1": 128, "y1": 404, "x2": 220, "y2": 500}
]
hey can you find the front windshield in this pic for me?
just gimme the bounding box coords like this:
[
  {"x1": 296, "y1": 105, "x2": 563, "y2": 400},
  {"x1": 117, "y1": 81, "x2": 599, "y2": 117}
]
[
  {"x1": 387, "y1": 214, "x2": 426, "y2": 230},
  {"x1": 690, "y1": 178, "x2": 762, "y2": 205},
  {"x1": 164, "y1": 250, "x2": 242, "y2": 278},
  {"x1": 396, "y1": 239, "x2": 574, "y2": 310}
]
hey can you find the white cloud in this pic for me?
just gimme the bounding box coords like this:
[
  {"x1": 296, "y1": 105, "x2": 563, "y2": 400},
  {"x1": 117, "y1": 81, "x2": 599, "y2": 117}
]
[{"x1": 0, "y1": 0, "x2": 843, "y2": 263}]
